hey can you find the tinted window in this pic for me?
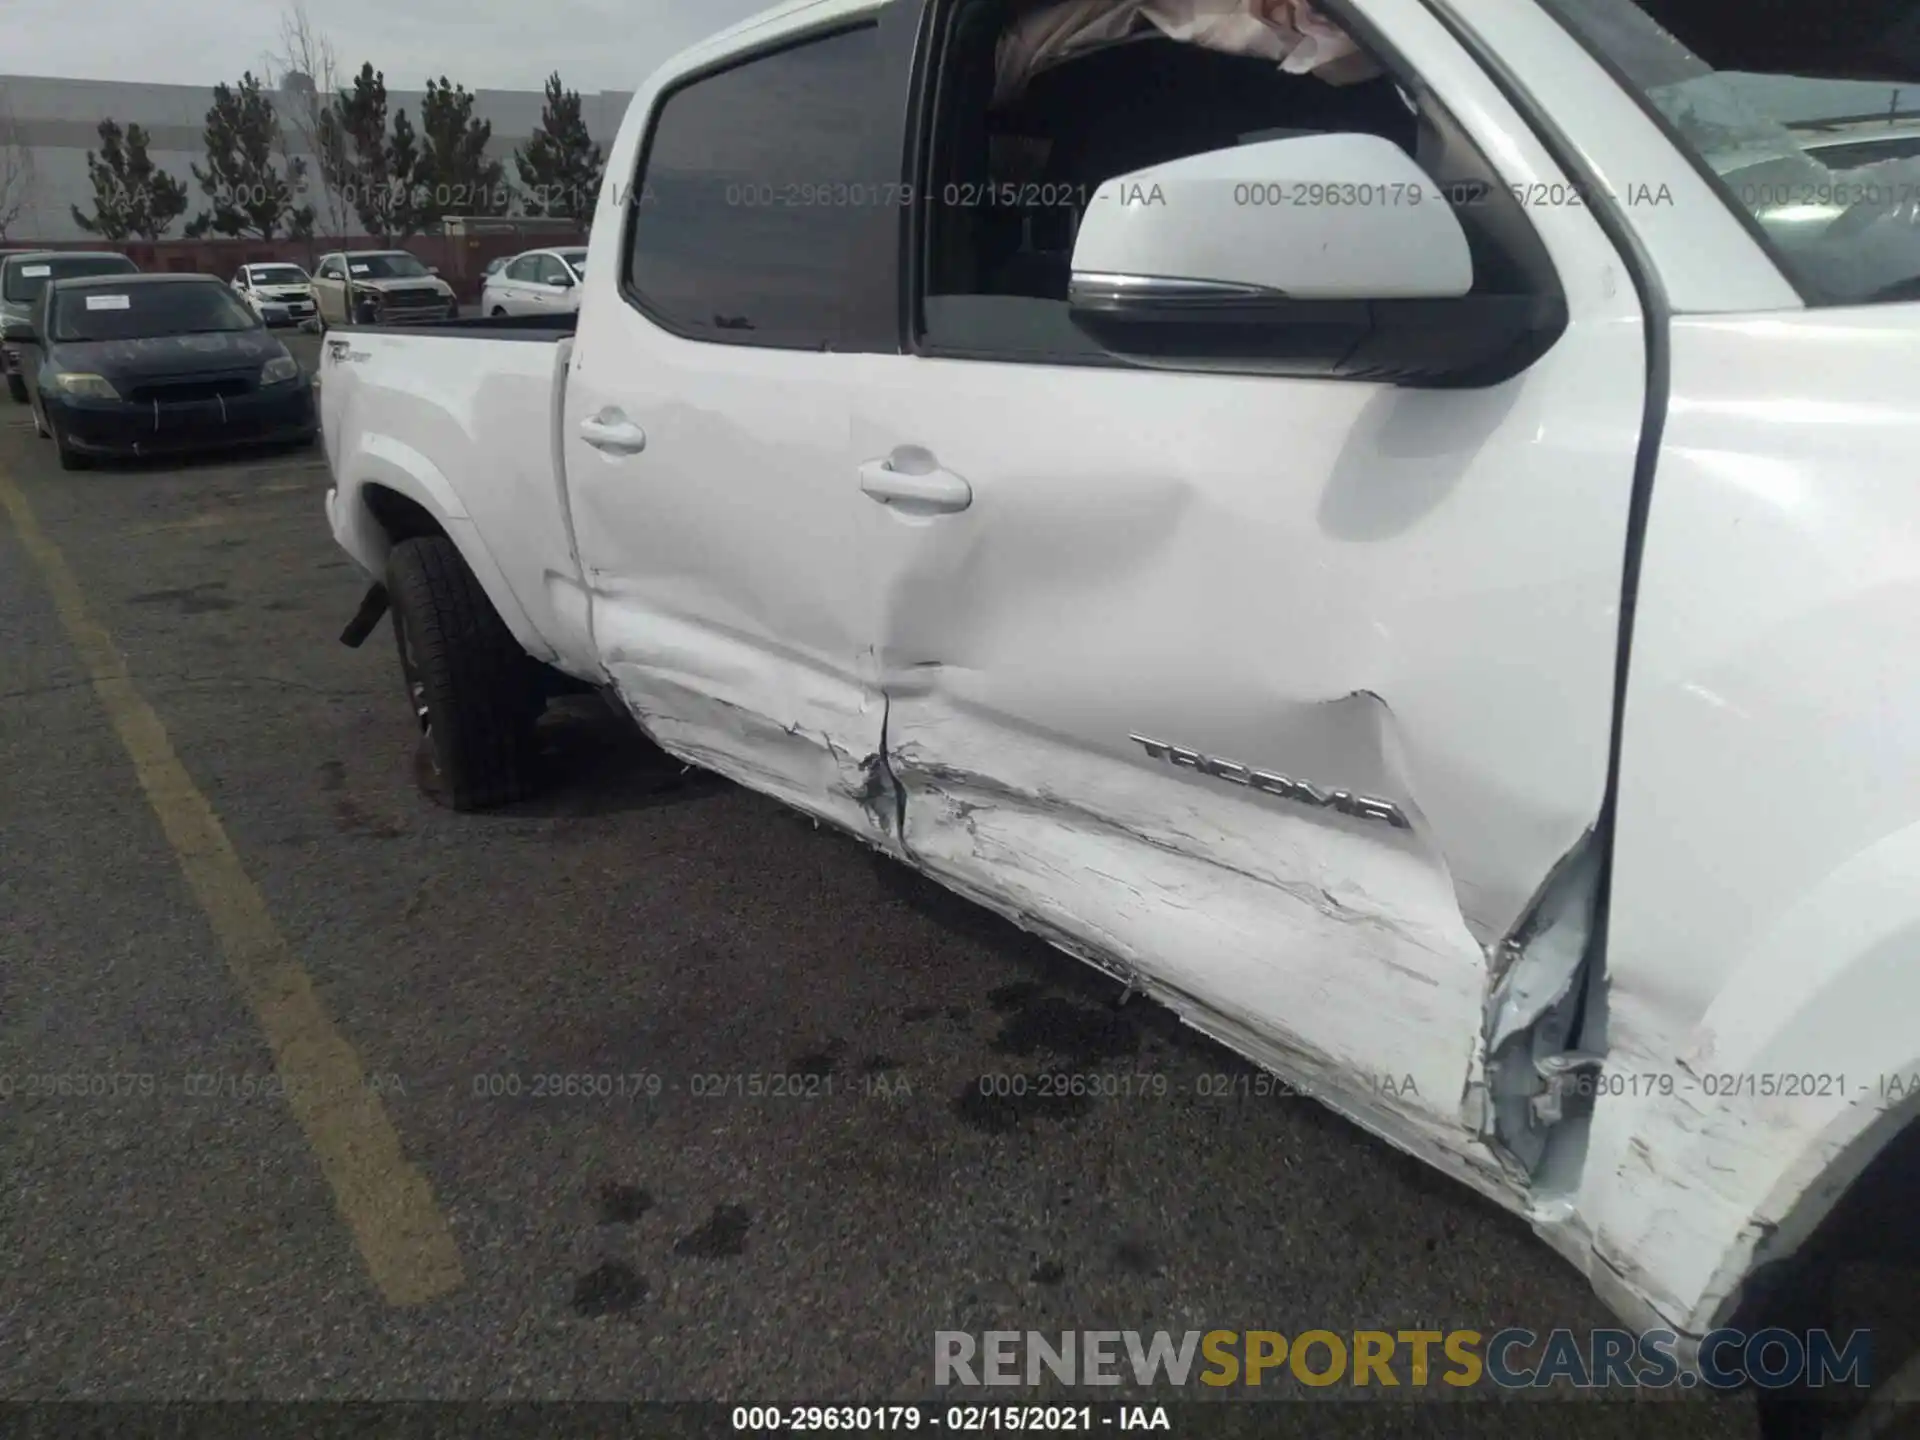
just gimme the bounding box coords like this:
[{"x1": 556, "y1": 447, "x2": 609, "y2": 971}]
[
  {"x1": 5, "y1": 254, "x2": 138, "y2": 303},
  {"x1": 560, "y1": 249, "x2": 589, "y2": 274},
  {"x1": 625, "y1": 23, "x2": 896, "y2": 348},
  {"x1": 51, "y1": 283, "x2": 259, "y2": 342},
  {"x1": 506, "y1": 255, "x2": 540, "y2": 281},
  {"x1": 536, "y1": 255, "x2": 571, "y2": 284}
]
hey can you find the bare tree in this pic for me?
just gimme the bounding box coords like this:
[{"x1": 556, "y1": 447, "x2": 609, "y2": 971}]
[
  {"x1": 0, "y1": 93, "x2": 40, "y2": 241},
  {"x1": 263, "y1": 3, "x2": 351, "y2": 246}
]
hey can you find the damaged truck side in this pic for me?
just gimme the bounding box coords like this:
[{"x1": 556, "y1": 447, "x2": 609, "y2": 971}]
[{"x1": 320, "y1": 0, "x2": 1920, "y2": 1414}]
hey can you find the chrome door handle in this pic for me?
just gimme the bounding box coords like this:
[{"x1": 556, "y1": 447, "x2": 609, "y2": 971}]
[
  {"x1": 859, "y1": 452, "x2": 971, "y2": 513},
  {"x1": 580, "y1": 413, "x2": 647, "y2": 455}
]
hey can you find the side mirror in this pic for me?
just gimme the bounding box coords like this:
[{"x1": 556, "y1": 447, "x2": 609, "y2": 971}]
[
  {"x1": 1, "y1": 317, "x2": 36, "y2": 345},
  {"x1": 1067, "y1": 132, "x2": 1565, "y2": 386},
  {"x1": 553, "y1": 273, "x2": 576, "y2": 289},
  {"x1": 427, "y1": 265, "x2": 440, "y2": 276}
]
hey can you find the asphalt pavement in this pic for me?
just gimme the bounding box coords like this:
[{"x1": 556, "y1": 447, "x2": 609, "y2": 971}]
[{"x1": 0, "y1": 333, "x2": 1753, "y2": 1434}]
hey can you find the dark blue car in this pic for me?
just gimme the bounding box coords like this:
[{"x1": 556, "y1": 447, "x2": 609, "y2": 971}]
[{"x1": 7, "y1": 272, "x2": 316, "y2": 471}]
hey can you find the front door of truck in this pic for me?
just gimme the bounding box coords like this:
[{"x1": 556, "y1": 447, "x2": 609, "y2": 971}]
[
  {"x1": 846, "y1": 0, "x2": 1649, "y2": 1171},
  {"x1": 563, "y1": 12, "x2": 908, "y2": 846}
]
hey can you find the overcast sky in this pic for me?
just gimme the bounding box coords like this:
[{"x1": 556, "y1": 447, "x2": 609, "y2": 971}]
[{"x1": 2, "y1": 0, "x2": 774, "y2": 90}]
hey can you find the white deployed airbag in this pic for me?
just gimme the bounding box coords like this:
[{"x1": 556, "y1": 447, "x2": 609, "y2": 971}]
[{"x1": 994, "y1": 0, "x2": 1383, "y2": 107}]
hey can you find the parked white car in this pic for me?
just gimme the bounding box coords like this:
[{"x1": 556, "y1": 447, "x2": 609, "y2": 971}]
[
  {"x1": 232, "y1": 262, "x2": 318, "y2": 326},
  {"x1": 320, "y1": 0, "x2": 1920, "y2": 1424},
  {"x1": 480, "y1": 248, "x2": 589, "y2": 317}
]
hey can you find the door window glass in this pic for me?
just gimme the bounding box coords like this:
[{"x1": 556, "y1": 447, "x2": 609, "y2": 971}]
[{"x1": 624, "y1": 22, "x2": 897, "y2": 349}]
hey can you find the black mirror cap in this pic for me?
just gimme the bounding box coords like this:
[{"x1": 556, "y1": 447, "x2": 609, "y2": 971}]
[
  {"x1": 1067, "y1": 290, "x2": 1570, "y2": 389},
  {"x1": 0, "y1": 319, "x2": 36, "y2": 345}
]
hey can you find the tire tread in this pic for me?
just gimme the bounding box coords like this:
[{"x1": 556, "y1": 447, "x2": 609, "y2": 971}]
[{"x1": 385, "y1": 535, "x2": 537, "y2": 811}]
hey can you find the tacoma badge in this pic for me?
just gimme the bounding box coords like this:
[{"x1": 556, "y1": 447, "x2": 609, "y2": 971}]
[{"x1": 1129, "y1": 734, "x2": 1412, "y2": 830}]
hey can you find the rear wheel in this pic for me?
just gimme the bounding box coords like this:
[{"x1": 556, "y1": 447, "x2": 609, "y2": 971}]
[
  {"x1": 1751, "y1": 1124, "x2": 1920, "y2": 1438},
  {"x1": 384, "y1": 535, "x2": 542, "y2": 811},
  {"x1": 489, "y1": 305, "x2": 506, "y2": 317}
]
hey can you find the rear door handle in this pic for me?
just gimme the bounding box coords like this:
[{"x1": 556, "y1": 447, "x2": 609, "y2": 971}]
[
  {"x1": 580, "y1": 412, "x2": 647, "y2": 455},
  {"x1": 859, "y1": 450, "x2": 972, "y2": 514}
]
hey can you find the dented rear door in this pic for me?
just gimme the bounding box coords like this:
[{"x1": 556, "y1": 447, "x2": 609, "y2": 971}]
[
  {"x1": 566, "y1": 10, "x2": 908, "y2": 846},
  {"x1": 848, "y1": 0, "x2": 1648, "y2": 1182}
]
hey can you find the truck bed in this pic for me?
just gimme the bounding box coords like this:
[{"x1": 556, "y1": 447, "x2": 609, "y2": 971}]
[
  {"x1": 320, "y1": 315, "x2": 595, "y2": 679},
  {"x1": 327, "y1": 312, "x2": 577, "y2": 340}
]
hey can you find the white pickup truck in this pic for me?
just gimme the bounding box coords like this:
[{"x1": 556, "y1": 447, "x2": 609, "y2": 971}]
[{"x1": 321, "y1": 0, "x2": 1920, "y2": 1423}]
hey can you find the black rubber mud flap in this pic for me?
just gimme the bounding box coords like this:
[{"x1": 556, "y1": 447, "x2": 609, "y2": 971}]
[{"x1": 339, "y1": 582, "x2": 389, "y2": 647}]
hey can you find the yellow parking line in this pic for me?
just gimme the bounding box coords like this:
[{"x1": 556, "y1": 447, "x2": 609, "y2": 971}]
[{"x1": 0, "y1": 462, "x2": 465, "y2": 1307}]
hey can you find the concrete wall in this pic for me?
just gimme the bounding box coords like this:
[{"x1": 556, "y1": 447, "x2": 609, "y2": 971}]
[{"x1": 0, "y1": 74, "x2": 633, "y2": 242}]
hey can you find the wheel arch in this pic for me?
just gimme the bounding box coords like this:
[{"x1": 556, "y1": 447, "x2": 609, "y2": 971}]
[
  {"x1": 1576, "y1": 820, "x2": 1920, "y2": 1342},
  {"x1": 334, "y1": 452, "x2": 558, "y2": 666}
]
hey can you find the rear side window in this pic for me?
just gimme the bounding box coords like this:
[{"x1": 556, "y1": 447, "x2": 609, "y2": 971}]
[{"x1": 624, "y1": 23, "x2": 900, "y2": 350}]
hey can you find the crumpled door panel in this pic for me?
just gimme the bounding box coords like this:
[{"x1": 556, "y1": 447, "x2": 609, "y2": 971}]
[{"x1": 846, "y1": 273, "x2": 1644, "y2": 1187}]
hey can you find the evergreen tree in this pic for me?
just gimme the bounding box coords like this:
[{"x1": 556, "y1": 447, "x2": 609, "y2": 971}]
[
  {"x1": 71, "y1": 120, "x2": 189, "y2": 240},
  {"x1": 330, "y1": 62, "x2": 415, "y2": 243},
  {"x1": 414, "y1": 77, "x2": 511, "y2": 225},
  {"x1": 388, "y1": 108, "x2": 423, "y2": 237},
  {"x1": 185, "y1": 72, "x2": 312, "y2": 239},
  {"x1": 514, "y1": 72, "x2": 605, "y2": 222}
]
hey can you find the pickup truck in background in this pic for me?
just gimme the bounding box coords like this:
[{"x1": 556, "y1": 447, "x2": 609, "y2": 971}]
[
  {"x1": 311, "y1": 250, "x2": 459, "y2": 328},
  {"x1": 320, "y1": 0, "x2": 1920, "y2": 1428}
]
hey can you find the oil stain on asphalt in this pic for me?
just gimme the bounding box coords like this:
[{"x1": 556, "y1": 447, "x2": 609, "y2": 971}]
[
  {"x1": 318, "y1": 758, "x2": 405, "y2": 840},
  {"x1": 790, "y1": 1039, "x2": 846, "y2": 1078},
  {"x1": 126, "y1": 580, "x2": 235, "y2": 613},
  {"x1": 598, "y1": 1184, "x2": 653, "y2": 1225},
  {"x1": 675, "y1": 1204, "x2": 752, "y2": 1258},
  {"x1": 951, "y1": 981, "x2": 1142, "y2": 1135},
  {"x1": 572, "y1": 1261, "x2": 647, "y2": 1318}
]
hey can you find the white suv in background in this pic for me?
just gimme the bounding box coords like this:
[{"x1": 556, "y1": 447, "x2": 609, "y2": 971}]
[
  {"x1": 232, "y1": 262, "x2": 318, "y2": 327},
  {"x1": 481, "y1": 248, "x2": 589, "y2": 317}
]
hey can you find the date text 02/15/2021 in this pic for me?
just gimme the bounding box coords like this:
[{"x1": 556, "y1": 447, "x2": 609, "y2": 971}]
[{"x1": 730, "y1": 1407, "x2": 1170, "y2": 1432}]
